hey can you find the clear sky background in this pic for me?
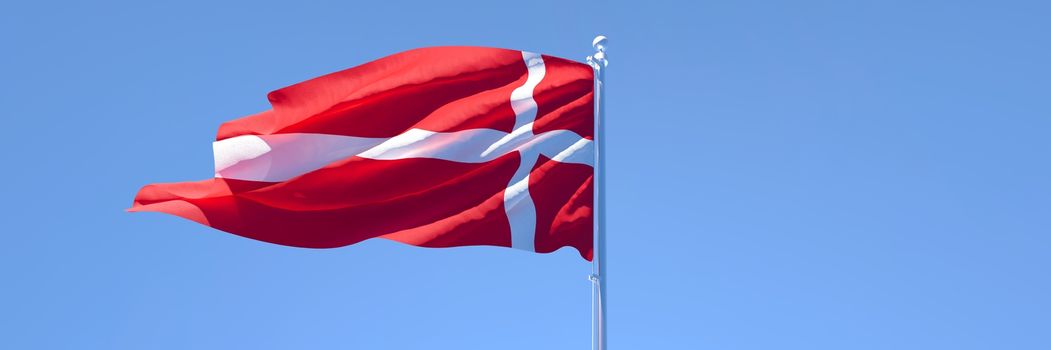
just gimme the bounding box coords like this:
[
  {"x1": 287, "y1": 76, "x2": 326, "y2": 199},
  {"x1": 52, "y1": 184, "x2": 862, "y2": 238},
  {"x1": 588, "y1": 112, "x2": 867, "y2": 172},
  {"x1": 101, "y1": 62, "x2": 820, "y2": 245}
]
[{"x1": 2, "y1": 0, "x2": 1049, "y2": 349}]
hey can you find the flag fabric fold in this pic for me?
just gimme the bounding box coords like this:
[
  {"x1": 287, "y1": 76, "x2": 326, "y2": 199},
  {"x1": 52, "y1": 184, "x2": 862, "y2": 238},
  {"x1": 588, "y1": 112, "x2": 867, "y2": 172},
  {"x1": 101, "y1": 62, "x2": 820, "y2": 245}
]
[{"x1": 131, "y1": 46, "x2": 595, "y2": 260}]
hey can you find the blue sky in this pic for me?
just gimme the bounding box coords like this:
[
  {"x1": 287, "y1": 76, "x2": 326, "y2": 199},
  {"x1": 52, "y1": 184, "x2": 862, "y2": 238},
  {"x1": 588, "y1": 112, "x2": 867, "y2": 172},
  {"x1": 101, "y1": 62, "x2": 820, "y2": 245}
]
[{"x1": 2, "y1": 0, "x2": 1049, "y2": 349}]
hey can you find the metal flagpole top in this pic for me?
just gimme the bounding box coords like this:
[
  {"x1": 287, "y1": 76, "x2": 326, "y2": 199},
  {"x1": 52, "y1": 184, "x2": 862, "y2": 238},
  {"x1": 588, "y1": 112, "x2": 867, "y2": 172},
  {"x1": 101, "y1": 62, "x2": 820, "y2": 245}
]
[
  {"x1": 588, "y1": 36, "x2": 609, "y2": 70},
  {"x1": 591, "y1": 36, "x2": 608, "y2": 66}
]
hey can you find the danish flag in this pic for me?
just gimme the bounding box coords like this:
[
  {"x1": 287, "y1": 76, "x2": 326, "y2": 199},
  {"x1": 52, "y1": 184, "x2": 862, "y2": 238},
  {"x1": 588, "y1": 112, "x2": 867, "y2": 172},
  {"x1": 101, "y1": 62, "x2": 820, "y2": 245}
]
[{"x1": 130, "y1": 46, "x2": 595, "y2": 260}]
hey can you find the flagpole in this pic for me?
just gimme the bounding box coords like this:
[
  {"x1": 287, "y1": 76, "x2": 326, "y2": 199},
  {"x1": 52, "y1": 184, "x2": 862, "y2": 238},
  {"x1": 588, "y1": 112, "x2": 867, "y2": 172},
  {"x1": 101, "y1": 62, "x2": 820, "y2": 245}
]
[{"x1": 587, "y1": 35, "x2": 608, "y2": 350}]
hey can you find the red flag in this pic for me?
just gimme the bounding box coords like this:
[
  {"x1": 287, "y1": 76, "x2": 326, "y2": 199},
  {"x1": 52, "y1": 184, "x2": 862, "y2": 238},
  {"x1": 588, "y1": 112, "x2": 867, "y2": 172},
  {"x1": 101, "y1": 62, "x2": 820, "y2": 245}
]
[{"x1": 130, "y1": 46, "x2": 594, "y2": 260}]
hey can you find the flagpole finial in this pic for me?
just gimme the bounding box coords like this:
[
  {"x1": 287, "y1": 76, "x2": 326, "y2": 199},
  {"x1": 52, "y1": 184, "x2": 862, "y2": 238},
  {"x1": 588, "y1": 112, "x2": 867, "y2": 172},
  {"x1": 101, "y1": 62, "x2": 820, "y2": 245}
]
[
  {"x1": 592, "y1": 35, "x2": 608, "y2": 52},
  {"x1": 588, "y1": 35, "x2": 608, "y2": 69}
]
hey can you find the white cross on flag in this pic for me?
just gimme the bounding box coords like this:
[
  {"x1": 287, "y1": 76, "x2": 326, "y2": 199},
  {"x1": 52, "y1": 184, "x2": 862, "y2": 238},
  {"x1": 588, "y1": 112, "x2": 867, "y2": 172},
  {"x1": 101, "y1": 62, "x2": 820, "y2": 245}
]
[{"x1": 131, "y1": 46, "x2": 596, "y2": 260}]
